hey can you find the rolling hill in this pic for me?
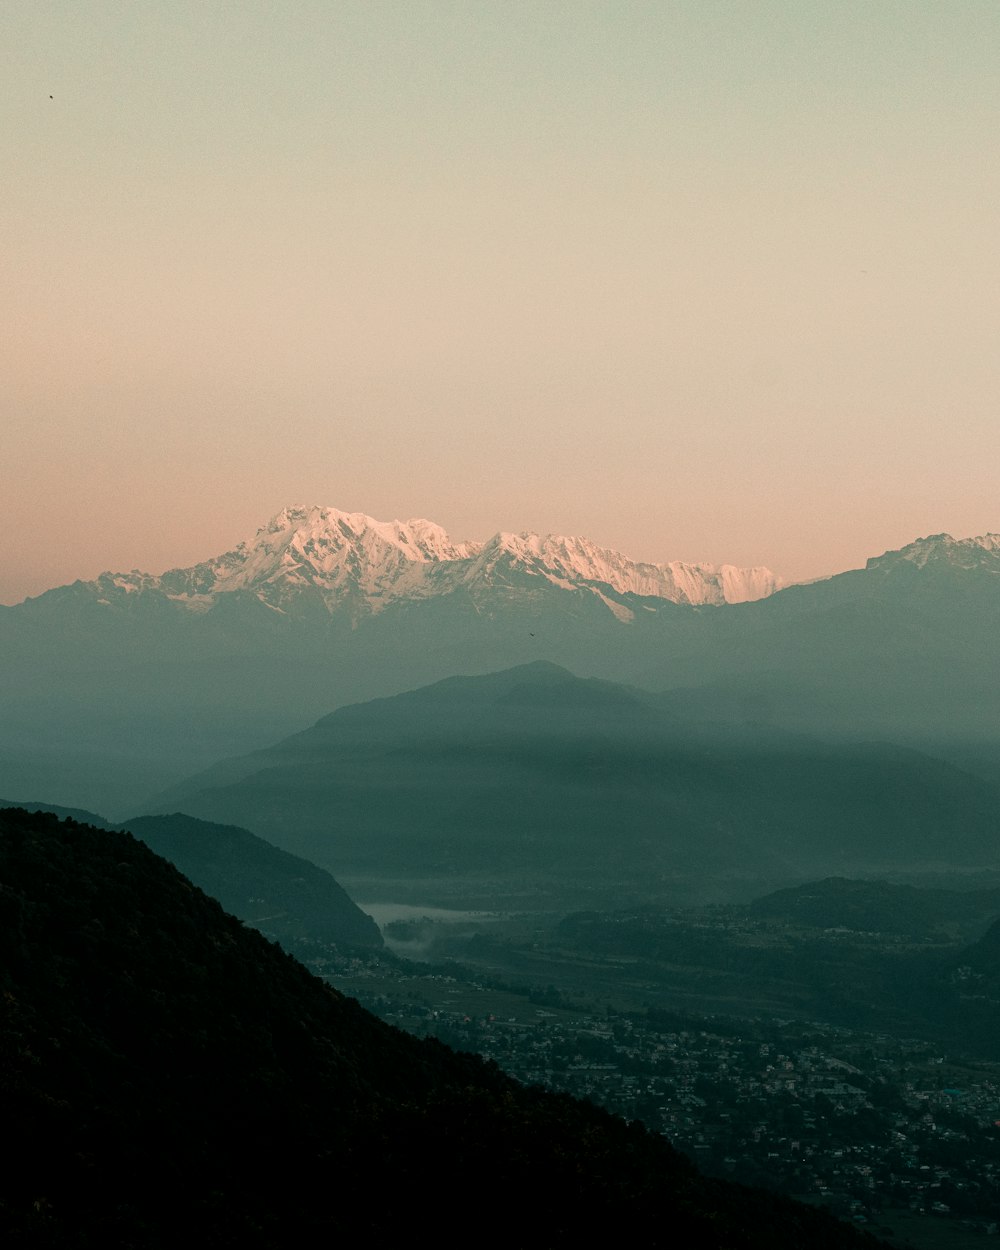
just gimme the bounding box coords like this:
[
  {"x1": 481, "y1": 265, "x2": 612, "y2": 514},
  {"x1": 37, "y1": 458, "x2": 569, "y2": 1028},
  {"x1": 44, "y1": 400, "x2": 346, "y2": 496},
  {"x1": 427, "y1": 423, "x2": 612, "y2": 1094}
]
[{"x1": 151, "y1": 664, "x2": 1000, "y2": 907}]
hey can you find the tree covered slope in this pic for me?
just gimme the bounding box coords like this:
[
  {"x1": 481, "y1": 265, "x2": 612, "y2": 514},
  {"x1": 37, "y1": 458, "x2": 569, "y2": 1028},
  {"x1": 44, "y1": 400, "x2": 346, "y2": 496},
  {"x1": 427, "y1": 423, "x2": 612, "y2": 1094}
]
[{"x1": 0, "y1": 807, "x2": 883, "y2": 1248}]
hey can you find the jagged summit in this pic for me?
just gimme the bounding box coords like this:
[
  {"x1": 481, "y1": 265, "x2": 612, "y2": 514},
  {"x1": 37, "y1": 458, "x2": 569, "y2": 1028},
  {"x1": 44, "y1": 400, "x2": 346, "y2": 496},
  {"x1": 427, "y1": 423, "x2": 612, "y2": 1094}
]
[
  {"x1": 78, "y1": 505, "x2": 783, "y2": 621},
  {"x1": 464, "y1": 530, "x2": 779, "y2": 605},
  {"x1": 150, "y1": 505, "x2": 481, "y2": 615},
  {"x1": 261, "y1": 505, "x2": 476, "y2": 561},
  {"x1": 866, "y1": 531, "x2": 1000, "y2": 574}
]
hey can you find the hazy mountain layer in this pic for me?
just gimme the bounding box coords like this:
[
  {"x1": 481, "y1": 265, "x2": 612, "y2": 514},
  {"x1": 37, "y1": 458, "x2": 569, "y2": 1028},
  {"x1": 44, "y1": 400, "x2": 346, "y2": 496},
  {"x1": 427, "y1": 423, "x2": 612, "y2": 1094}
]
[
  {"x1": 152, "y1": 664, "x2": 1000, "y2": 906},
  {"x1": 2, "y1": 518, "x2": 999, "y2": 815},
  {"x1": 0, "y1": 807, "x2": 880, "y2": 1248}
]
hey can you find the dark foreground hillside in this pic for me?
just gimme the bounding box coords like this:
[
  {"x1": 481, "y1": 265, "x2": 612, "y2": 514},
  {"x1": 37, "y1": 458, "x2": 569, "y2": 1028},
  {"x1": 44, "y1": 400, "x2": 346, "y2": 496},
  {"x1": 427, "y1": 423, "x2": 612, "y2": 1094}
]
[
  {"x1": 120, "y1": 811, "x2": 383, "y2": 949},
  {"x1": 0, "y1": 808, "x2": 883, "y2": 1248},
  {"x1": 0, "y1": 801, "x2": 382, "y2": 950}
]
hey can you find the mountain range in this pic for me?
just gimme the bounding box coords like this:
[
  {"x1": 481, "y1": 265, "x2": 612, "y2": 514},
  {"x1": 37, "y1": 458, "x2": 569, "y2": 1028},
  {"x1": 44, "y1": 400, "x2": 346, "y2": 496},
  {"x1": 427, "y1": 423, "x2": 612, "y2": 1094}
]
[
  {"x1": 2, "y1": 504, "x2": 999, "y2": 817},
  {"x1": 72, "y1": 504, "x2": 783, "y2": 618}
]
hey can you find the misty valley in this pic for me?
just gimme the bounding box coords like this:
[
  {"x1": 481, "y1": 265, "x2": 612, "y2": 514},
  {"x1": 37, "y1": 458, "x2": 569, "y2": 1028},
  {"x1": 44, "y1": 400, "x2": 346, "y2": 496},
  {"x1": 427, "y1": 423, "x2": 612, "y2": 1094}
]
[{"x1": 3, "y1": 509, "x2": 1000, "y2": 1247}]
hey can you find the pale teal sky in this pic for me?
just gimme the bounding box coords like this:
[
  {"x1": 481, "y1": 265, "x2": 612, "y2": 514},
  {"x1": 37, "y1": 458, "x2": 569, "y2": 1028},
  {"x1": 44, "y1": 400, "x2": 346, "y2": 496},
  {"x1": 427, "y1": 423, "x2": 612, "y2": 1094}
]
[{"x1": 3, "y1": 2, "x2": 1000, "y2": 602}]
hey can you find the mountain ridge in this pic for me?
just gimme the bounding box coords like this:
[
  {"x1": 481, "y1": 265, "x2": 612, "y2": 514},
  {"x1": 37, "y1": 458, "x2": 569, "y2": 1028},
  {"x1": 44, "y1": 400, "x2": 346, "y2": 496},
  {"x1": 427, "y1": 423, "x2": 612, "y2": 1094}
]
[
  {"x1": 25, "y1": 504, "x2": 784, "y2": 619},
  {"x1": 150, "y1": 663, "x2": 1000, "y2": 906},
  {"x1": 865, "y1": 530, "x2": 1000, "y2": 574},
  {"x1": 0, "y1": 800, "x2": 381, "y2": 949}
]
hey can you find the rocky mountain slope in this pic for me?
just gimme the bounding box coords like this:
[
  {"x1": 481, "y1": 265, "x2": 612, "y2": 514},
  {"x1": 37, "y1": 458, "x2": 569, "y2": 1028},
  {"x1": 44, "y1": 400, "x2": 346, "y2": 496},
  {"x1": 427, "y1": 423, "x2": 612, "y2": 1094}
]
[{"x1": 865, "y1": 530, "x2": 1000, "y2": 574}]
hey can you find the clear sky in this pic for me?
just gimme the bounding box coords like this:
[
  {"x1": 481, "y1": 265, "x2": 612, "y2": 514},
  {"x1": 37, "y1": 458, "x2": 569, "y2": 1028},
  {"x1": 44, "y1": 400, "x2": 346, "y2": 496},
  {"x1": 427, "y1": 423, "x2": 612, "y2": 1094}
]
[{"x1": 3, "y1": 1, "x2": 1000, "y2": 603}]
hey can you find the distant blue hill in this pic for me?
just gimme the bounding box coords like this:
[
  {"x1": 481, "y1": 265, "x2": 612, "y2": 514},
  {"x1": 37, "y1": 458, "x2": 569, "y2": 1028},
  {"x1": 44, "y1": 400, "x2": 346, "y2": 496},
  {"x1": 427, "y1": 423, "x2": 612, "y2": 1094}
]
[{"x1": 146, "y1": 663, "x2": 1000, "y2": 908}]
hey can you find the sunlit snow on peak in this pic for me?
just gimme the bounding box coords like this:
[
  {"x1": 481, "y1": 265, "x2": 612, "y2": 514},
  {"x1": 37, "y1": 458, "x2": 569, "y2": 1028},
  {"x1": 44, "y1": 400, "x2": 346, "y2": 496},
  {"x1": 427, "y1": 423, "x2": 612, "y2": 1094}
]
[{"x1": 82, "y1": 505, "x2": 785, "y2": 621}]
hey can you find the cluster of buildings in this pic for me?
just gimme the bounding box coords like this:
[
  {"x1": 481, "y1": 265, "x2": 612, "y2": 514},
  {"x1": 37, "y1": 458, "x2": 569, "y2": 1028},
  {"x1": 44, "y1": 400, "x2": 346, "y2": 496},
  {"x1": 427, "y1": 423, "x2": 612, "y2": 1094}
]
[{"x1": 317, "y1": 951, "x2": 1000, "y2": 1236}]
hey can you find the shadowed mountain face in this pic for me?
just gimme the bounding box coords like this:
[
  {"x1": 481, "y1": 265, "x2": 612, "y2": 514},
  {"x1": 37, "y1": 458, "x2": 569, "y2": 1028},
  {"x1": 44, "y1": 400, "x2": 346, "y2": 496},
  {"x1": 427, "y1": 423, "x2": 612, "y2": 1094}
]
[
  {"x1": 3, "y1": 521, "x2": 1000, "y2": 816},
  {"x1": 650, "y1": 548, "x2": 1000, "y2": 763},
  {"x1": 120, "y1": 812, "x2": 383, "y2": 949},
  {"x1": 0, "y1": 807, "x2": 881, "y2": 1249},
  {"x1": 151, "y1": 664, "x2": 1000, "y2": 907},
  {"x1": 0, "y1": 801, "x2": 381, "y2": 950}
]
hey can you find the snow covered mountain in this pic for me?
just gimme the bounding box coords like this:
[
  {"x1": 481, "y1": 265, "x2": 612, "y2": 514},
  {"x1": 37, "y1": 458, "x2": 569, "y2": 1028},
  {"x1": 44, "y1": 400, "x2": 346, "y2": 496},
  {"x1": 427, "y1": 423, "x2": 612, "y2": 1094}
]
[
  {"x1": 83, "y1": 505, "x2": 782, "y2": 620},
  {"x1": 866, "y1": 531, "x2": 1000, "y2": 575}
]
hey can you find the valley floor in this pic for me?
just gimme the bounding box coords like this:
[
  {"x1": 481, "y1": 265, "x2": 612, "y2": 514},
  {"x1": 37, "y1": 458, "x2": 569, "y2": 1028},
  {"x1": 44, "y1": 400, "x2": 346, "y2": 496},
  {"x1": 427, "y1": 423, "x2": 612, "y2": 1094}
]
[{"x1": 296, "y1": 933, "x2": 1000, "y2": 1248}]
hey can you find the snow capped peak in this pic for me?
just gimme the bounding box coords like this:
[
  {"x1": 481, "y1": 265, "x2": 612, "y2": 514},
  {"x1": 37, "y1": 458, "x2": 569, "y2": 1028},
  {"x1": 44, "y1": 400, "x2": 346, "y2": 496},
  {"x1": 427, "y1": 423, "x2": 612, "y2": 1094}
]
[
  {"x1": 89, "y1": 505, "x2": 783, "y2": 621},
  {"x1": 159, "y1": 505, "x2": 481, "y2": 614},
  {"x1": 468, "y1": 530, "x2": 781, "y2": 606},
  {"x1": 257, "y1": 505, "x2": 474, "y2": 561},
  {"x1": 866, "y1": 532, "x2": 1000, "y2": 574}
]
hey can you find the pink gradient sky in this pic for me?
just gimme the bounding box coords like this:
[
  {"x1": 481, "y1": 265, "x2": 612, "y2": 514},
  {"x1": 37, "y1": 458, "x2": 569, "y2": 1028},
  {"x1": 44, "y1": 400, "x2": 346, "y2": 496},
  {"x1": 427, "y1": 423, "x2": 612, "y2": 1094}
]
[{"x1": 3, "y1": 2, "x2": 1000, "y2": 603}]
